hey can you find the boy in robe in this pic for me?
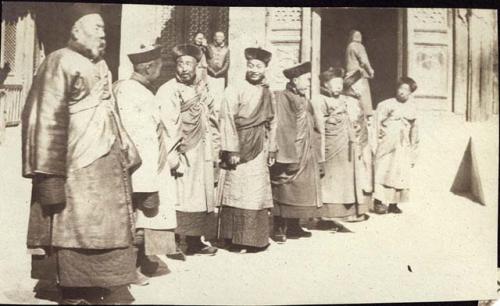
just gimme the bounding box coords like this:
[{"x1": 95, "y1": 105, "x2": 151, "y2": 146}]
[{"x1": 373, "y1": 77, "x2": 419, "y2": 214}]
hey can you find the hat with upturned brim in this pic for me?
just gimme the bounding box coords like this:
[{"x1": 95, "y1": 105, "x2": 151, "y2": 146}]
[
  {"x1": 244, "y1": 47, "x2": 272, "y2": 66},
  {"x1": 172, "y1": 44, "x2": 203, "y2": 62},
  {"x1": 283, "y1": 62, "x2": 311, "y2": 79}
]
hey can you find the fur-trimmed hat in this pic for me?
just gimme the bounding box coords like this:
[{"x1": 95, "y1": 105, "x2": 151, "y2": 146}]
[
  {"x1": 283, "y1": 62, "x2": 311, "y2": 79},
  {"x1": 172, "y1": 44, "x2": 203, "y2": 62},
  {"x1": 244, "y1": 47, "x2": 272, "y2": 66},
  {"x1": 66, "y1": 3, "x2": 101, "y2": 27}
]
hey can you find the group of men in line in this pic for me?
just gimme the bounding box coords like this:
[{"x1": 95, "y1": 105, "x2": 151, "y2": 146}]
[{"x1": 21, "y1": 4, "x2": 419, "y2": 304}]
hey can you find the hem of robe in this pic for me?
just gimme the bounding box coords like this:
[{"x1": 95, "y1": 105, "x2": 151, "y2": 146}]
[
  {"x1": 144, "y1": 229, "x2": 177, "y2": 256},
  {"x1": 219, "y1": 206, "x2": 270, "y2": 248},
  {"x1": 175, "y1": 211, "x2": 217, "y2": 239},
  {"x1": 32, "y1": 246, "x2": 136, "y2": 287},
  {"x1": 319, "y1": 203, "x2": 369, "y2": 218},
  {"x1": 272, "y1": 202, "x2": 323, "y2": 219},
  {"x1": 374, "y1": 184, "x2": 410, "y2": 204}
]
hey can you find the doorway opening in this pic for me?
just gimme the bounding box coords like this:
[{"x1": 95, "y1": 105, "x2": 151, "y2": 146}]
[{"x1": 320, "y1": 8, "x2": 400, "y2": 106}]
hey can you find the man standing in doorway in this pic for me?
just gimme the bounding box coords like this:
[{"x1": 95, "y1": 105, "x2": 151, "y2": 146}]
[
  {"x1": 22, "y1": 4, "x2": 140, "y2": 304},
  {"x1": 345, "y1": 30, "x2": 375, "y2": 118},
  {"x1": 156, "y1": 44, "x2": 220, "y2": 256},
  {"x1": 271, "y1": 62, "x2": 324, "y2": 243},
  {"x1": 193, "y1": 32, "x2": 210, "y2": 84},
  {"x1": 207, "y1": 31, "x2": 230, "y2": 113}
]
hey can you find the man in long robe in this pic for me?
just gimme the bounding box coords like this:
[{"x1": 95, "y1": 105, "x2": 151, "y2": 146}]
[
  {"x1": 313, "y1": 67, "x2": 372, "y2": 224},
  {"x1": 217, "y1": 47, "x2": 277, "y2": 253},
  {"x1": 373, "y1": 77, "x2": 419, "y2": 214},
  {"x1": 113, "y1": 43, "x2": 184, "y2": 285},
  {"x1": 22, "y1": 4, "x2": 140, "y2": 304},
  {"x1": 271, "y1": 62, "x2": 324, "y2": 243},
  {"x1": 345, "y1": 30, "x2": 375, "y2": 117},
  {"x1": 207, "y1": 31, "x2": 230, "y2": 115},
  {"x1": 156, "y1": 44, "x2": 220, "y2": 256}
]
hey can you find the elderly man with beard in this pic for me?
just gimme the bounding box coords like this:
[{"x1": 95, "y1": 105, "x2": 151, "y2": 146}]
[
  {"x1": 270, "y1": 62, "x2": 325, "y2": 243},
  {"x1": 312, "y1": 67, "x2": 372, "y2": 226},
  {"x1": 22, "y1": 4, "x2": 140, "y2": 304},
  {"x1": 156, "y1": 44, "x2": 220, "y2": 256},
  {"x1": 217, "y1": 47, "x2": 277, "y2": 253}
]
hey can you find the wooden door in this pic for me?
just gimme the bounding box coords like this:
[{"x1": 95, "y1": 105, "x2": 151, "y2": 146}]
[{"x1": 406, "y1": 8, "x2": 453, "y2": 111}]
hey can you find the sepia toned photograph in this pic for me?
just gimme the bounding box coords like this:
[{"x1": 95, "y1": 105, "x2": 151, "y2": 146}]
[{"x1": 0, "y1": 1, "x2": 498, "y2": 305}]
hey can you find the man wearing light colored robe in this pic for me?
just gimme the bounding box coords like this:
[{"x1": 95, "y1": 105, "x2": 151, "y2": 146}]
[
  {"x1": 217, "y1": 47, "x2": 276, "y2": 253},
  {"x1": 156, "y1": 44, "x2": 220, "y2": 256}
]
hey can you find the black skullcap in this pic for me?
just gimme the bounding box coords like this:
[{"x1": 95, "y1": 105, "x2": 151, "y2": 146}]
[
  {"x1": 244, "y1": 47, "x2": 272, "y2": 66},
  {"x1": 283, "y1": 62, "x2": 311, "y2": 79}
]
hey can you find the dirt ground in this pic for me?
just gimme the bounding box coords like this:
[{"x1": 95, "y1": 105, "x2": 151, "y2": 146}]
[{"x1": 0, "y1": 112, "x2": 498, "y2": 305}]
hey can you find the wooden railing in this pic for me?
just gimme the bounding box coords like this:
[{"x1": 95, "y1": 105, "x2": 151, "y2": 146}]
[{"x1": 0, "y1": 84, "x2": 24, "y2": 127}]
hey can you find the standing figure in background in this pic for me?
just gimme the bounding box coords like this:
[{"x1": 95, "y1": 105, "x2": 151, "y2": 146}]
[
  {"x1": 313, "y1": 67, "x2": 372, "y2": 226},
  {"x1": 373, "y1": 77, "x2": 419, "y2": 214},
  {"x1": 207, "y1": 31, "x2": 230, "y2": 113},
  {"x1": 217, "y1": 47, "x2": 276, "y2": 253},
  {"x1": 22, "y1": 4, "x2": 140, "y2": 304},
  {"x1": 345, "y1": 30, "x2": 375, "y2": 118},
  {"x1": 113, "y1": 43, "x2": 183, "y2": 286},
  {"x1": 193, "y1": 32, "x2": 209, "y2": 84},
  {"x1": 156, "y1": 44, "x2": 220, "y2": 256},
  {"x1": 271, "y1": 62, "x2": 324, "y2": 243}
]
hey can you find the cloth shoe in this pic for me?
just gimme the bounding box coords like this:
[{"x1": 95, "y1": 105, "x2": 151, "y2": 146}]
[
  {"x1": 387, "y1": 204, "x2": 403, "y2": 214},
  {"x1": 286, "y1": 219, "x2": 312, "y2": 239},
  {"x1": 374, "y1": 202, "x2": 388, "y2": 214}
]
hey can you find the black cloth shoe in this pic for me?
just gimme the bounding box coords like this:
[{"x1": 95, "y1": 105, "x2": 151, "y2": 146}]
[
  {"x1": 186, "y1": 245, "x2": 218, "y2": 255},
  {"x1": 185, "y1": 236, "x2": 218, "y2": 255},
  {"x1": 271, "y1": 226, "x2": 287, "y2": 243},
  {"x1": 388, "y1": 204, "x2": 403, "y2": 214},
  {"x1": 287, "y1": 218, "x2": 312, "y2": 238},
  {"x1": 166, "y1": 249, "x2": 186, "y2": 261},
  {"x1": 374, "y1": 202, "x2": 388, "y2": 214}
]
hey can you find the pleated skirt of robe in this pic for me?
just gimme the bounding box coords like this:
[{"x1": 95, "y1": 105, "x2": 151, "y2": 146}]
[
  {"x1": 31, "y1": 246, "x2": 136, "y2": 287},
  {"x1": 321, "y1": 144, "x2": 369, "y2": 218},
  {"x1": 219, "y1": 206, "x2": 270, "y2": 248},
  {"x1": 175, "y1": 211, "x2": 217, "y2": 240}
]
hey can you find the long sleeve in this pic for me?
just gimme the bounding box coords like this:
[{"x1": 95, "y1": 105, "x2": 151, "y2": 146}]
[
  {"x1": 205, "y1": 89, "x2": 222, "y2": 158},
  {"x1": 216, "y1": 49, "x2": 230, "y2": 77},
  {"x1": 268, "y1": 91, "x2": 278, "y2": 153},
  {"x1": 156, "y1": 82, "x2": 183, "y2": 172},
  {"x1": 274, "y1": 91, "x2": 299, "y2": 164},
  {"x1": 409, "y1": 116, "x2": 419, "y2": 164},
  {"x1": 219, "y1": 86, "x2": 239, "y2": 152},
  {"x1": 115, "y1": 82, "x2": 159, "y2": 192},
  {"x1": 354, "y1": 44, "x2": 374, "y2": 75},
  {"x1": 22, "y1": 55, "x2": 70, "y2": 177},
  {"x1": 311, "y1": 95, "x2": 327, "y2": 162}
]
